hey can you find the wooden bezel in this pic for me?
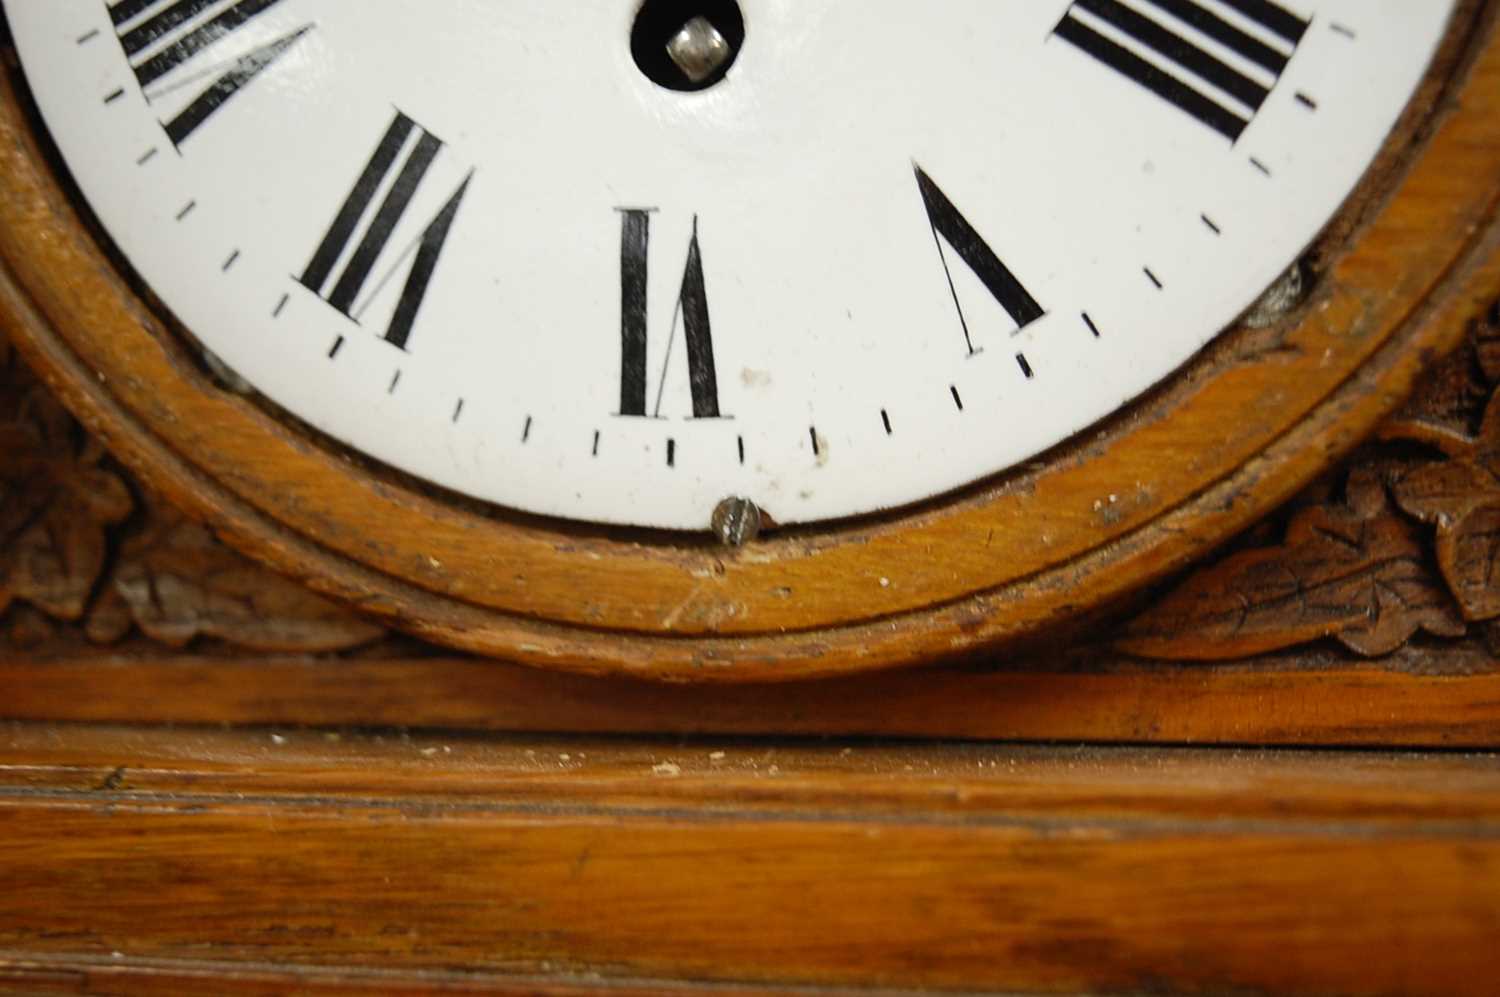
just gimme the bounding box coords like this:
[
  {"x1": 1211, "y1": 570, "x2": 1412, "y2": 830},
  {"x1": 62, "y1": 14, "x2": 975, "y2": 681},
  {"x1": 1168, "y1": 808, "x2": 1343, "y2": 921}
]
[{"x1": 2, "y1": 7, "x2": 1499, "y2": 682}]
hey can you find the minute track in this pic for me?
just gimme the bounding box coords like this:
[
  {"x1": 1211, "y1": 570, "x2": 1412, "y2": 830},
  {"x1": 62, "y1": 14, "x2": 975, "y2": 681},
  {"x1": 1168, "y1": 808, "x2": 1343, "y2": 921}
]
[{"x1": 4, "y1": 1, "x2": 1457, "y2": 529}]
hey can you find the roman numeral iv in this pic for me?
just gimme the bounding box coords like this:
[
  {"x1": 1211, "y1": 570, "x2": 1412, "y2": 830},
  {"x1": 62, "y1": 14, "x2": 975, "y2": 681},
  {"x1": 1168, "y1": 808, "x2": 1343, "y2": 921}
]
[{"x1": 107, "y1": 0, "x2": 312, "y2": 146}]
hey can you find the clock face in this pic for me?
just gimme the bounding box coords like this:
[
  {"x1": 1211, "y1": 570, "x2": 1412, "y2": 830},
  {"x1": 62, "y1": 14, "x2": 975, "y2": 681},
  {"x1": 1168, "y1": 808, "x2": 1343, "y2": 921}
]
[{"x1": 5, "y1": 0, "x2": 1455, "y2": 530}]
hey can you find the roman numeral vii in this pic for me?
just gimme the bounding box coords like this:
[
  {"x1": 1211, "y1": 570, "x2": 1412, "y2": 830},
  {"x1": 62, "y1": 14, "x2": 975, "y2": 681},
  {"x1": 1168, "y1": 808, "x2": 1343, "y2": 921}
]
[
  {"x1": 107, "y1": 0, "x2": 312, "y2": 147},
  {"x1": 1054, "y1": 0, "x2": 1309, "y2": 141},
  {"x1": 300, "y1": 112, "x2": 472, "y2": 352},
  {"x1": 617, "y1": 210, "x2": 723, "y2": 420}
]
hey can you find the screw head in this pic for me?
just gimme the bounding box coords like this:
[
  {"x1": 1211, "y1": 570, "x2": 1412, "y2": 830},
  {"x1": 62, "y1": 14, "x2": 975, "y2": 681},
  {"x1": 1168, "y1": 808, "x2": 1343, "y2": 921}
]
[
  {"x1": 666, "y1": 16, "x2": 733, "y2": 84},
  {"x1": 711, "y1": 497, "x2": 762, "y2": 547}
]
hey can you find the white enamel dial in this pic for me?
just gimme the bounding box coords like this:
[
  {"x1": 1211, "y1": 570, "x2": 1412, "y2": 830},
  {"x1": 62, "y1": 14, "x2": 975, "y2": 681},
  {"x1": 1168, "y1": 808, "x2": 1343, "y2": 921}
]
[{"x1": 6, "y1": 0, "x2": 1456, "y2": 529}]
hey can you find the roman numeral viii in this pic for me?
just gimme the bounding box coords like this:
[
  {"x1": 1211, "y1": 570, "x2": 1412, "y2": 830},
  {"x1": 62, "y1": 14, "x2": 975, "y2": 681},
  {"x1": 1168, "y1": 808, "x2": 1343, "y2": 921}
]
[
  {"x1": 300, "y1": 112, "x2": 472, "y2": 351},
  {"x1": 915, "y1": 166, "x2": 1044, "y2": 356},
  {"x1": 107, "y1": 0, "x2": 312, "y2": 147},
  {"x1": 617, "y1": 210, "x2": 723, "y2": 420},
  {"x1": 1054, "y1": 0, "x2": 1310, "y2": 141}
]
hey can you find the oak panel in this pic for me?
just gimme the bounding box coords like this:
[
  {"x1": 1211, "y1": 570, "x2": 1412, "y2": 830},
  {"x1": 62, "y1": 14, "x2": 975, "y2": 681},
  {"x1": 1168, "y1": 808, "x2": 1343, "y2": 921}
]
[{"x1": 0, "y1": 726, "x2": 1497, "y2": 995}]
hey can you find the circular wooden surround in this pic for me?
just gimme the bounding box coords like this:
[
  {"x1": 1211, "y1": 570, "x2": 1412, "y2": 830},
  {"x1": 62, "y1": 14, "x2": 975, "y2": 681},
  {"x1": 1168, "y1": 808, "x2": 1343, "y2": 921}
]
[{"x1": 2, "y1": 6, "x2": 1500, "y2": 682}]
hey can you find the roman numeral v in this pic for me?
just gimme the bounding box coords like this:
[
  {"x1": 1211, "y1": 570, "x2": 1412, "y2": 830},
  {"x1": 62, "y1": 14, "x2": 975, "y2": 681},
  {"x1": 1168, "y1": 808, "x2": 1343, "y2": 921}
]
[{"x1": 915, "y1": 166, "x2": 1045, "y2": 356}]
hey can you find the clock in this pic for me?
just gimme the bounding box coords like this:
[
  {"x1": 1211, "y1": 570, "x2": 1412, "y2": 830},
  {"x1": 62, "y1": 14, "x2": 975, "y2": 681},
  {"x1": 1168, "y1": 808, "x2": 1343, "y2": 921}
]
[{"x1": 1, "y1": 0, "x2": 1497, "y2": 681}]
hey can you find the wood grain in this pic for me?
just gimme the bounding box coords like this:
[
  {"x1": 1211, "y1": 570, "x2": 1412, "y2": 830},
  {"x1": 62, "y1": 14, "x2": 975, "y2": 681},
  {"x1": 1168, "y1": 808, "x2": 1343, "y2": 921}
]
[
  {"x1": 1, "y1": 645, "x2": 1497, "y2": 747},
  {"x1": 0, "y1": 8, "x2": 1497, "y2": 679},
  {"x1": 0, "y1": 957, "x2": 823, "y2": 997},
  {"x1": 0, "y1": 725, "x2": 1496, "y2": 996}
]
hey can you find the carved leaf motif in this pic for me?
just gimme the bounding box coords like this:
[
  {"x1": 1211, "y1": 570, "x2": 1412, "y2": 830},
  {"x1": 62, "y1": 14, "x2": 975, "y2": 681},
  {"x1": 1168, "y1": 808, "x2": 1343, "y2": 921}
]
[
  {"x1": 3, "y1": 339, "x2": 387, "y2": 654},
  {"x1": 1, "y1": 379, "x2": 133, "y2": 620},
  {"x1": 1391, "y1": 394, "x2": 1500, "y2": 621},
  {"x1": 1119, "y1": 472, "x2": 1465, "y2": 661},
  {"x1": 1476, "y1": 306, "x2": 1500, "y2": 385},
  {"x1": 89, "y1": 504, "x2": 385, "y2": 653}
]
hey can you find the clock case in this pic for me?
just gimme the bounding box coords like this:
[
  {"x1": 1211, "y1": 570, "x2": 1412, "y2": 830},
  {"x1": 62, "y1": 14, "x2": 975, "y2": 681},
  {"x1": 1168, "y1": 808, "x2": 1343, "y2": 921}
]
[
  {"x1": 3, "y1": 9, "x2": 1500, "y2": 994},
  {"x1": 2, "y1": 3, "x2": 1500, "y2": 684}
]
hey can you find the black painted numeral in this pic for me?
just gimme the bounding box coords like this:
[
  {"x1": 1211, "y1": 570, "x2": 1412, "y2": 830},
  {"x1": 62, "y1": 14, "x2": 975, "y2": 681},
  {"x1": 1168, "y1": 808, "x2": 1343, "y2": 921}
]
[
  {"x1": 300, "y1": 112, "x2": 472, "y2": 351},
  {"x1": 1054, "y1": 0, "x2": 1309, "y2": 141},
  {"x1": 915, "y1": 166, "x2": 1044, "y2": 356},
  {"x1": 617, "y1": 210, "x2": 722, "y2": 420},
  {"x1": 106, "y1": 0, "x2": 311, "y2": 146}
]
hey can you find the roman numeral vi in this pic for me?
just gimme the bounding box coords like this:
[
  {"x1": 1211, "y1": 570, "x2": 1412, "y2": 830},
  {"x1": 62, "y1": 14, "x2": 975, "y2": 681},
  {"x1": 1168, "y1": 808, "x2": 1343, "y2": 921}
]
[
  {"x1": 300, "y1": 112, "x2": 472, "y2": 351},
  {"x1": 107, "y1": 0, "x2": 311, "y2": 147},
  {"x1": 1054, "y1": 0, "x2": 1310, "y2": 141},
  {"x1": 617, "y1": 210, "x2": 723, "y2": 420}
]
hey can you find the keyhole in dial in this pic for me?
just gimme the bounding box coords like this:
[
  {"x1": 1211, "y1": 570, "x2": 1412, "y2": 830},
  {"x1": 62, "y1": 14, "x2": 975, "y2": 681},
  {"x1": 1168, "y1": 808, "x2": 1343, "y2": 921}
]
[{"x1": 631, "y1": 0, "x2": 746, "y2": 92}]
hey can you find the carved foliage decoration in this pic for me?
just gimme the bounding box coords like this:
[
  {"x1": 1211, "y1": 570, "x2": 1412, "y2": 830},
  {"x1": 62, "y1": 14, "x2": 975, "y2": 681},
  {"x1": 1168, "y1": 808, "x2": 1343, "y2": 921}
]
[
  {"x1": 0, "y1": 339, "x2": 131, "y2": 621},
  {"x1": 85, "y1": 505, "x2": 387, "y2": 652},
  {"x1": 1389, "y1": 395, "x2": 1500, "y2": 624},
  {"x1": 1118, "y1": 471, "x2": 1466, "y2": 660},
  {"x1": 9, "y1": 299, "x2": 1500, "y2": 664},
  {"x1": 1, "y1": 339, "x2": 384, "y2": 653},
  {"x1": 1122, "y1": 308, "x2": 1500, "y2": 661}
]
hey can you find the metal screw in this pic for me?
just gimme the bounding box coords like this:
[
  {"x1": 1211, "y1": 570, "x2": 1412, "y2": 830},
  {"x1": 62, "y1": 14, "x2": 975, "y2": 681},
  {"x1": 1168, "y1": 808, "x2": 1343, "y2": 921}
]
[
  {"x1": 201, "y1": 347, "x2": 254, "y2": 395},
  {"x1": 1241, "y1": 262, "x2": 1310, "y2": 329},
  {"x1": 666, "y1": 16, "x2": 733, "y2": 83},
  {"x1": 711, "y1": 497, "x2": 762, "y2": 547}
]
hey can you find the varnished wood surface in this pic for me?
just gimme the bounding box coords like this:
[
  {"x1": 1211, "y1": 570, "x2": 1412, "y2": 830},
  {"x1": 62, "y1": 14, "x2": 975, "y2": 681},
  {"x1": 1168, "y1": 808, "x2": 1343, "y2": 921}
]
[
  {"x1": 1, "y1": 645, "x2": 1498, "y2": 747},
  {"x1": 9, "y1": 276, "x2": 1500, "y2": 750},
  {"x1": 0, "y1": 9, "x2": 1495, "y2": 679},
  {"x1": 9, "y1": 227, "x2": 1500, "y2": 751},
  {"x1": 0, "y1": 957, "x2": 853, "y2": 997},
  {"x1": 0, "y1": 724, "x2": 1496, "y2": 996}
]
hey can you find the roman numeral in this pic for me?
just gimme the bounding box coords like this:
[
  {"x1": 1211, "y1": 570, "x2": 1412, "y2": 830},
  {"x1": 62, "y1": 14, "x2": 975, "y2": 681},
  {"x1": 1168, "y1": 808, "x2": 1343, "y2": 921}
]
[
  {"x1": 300, "y1": 112, "x2": 472, "y2": 352},
  {"x1": 107, "y1": 0, "x2": 311, "y2": 146},
  {"x1": 1054, "y1": 0, "x2": 1310, "y2": 141},
  {"x1": 617, "y1": 210, "x2": 723, "y2": 420},
  {"x1": 915, "y1": 166, "x2": 1044, "y2": 356}
]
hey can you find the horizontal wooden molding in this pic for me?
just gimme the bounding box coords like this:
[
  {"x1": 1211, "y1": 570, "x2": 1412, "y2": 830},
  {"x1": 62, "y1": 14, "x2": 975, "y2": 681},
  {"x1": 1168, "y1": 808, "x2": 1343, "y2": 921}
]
[{"x1": 0, "y1": 726, "x2": 1496, "y2": 996}]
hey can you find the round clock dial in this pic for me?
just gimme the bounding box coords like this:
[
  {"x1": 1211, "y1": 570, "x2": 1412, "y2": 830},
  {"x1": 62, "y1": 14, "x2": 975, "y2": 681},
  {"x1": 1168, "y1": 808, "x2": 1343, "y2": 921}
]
[{"x1": 4, "y1": 1, "x2": 1456, "y2": 530}]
